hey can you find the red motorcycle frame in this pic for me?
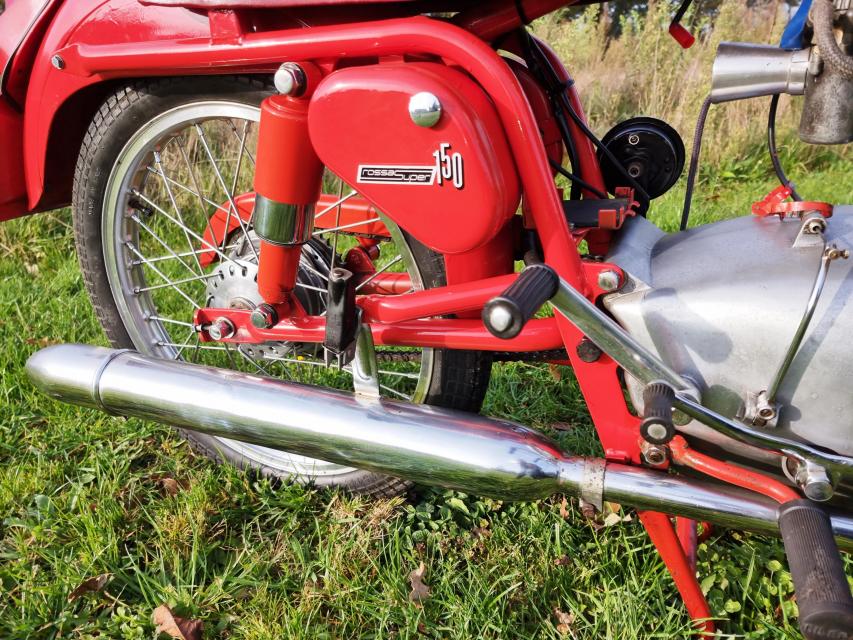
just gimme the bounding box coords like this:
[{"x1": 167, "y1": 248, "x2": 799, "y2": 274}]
[{"x1": 1, "y1": 0, "x2": 725, "y2": 630}]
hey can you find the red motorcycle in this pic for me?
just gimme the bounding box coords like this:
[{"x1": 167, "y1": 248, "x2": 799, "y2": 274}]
[{"x1": 4, "y1": 0, "x2": 853, "y2": 636}]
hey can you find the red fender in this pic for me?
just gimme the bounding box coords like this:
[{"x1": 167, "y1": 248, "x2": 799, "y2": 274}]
[{"x1": 20, "y1": 0, "x2": 218, "y2": 213}]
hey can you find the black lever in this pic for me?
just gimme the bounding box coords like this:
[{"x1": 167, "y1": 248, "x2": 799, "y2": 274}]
[
  {"x1": 324, "y1": 267, "x2": 358, "y2": 364},
  {"x1": 778, "y1": 500, "x2": 853, "y2": 640},
  {"x1": 483, "y1": 264, "x2": 559, "y2": 340},
  {"x1": 641, "y1": 382, "x2": 676, "y2": 444}
]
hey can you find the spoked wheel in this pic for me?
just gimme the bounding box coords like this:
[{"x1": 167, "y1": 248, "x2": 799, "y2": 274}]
[{"x1": 72, "y1": 77, "x2": 491, "y2": 496}]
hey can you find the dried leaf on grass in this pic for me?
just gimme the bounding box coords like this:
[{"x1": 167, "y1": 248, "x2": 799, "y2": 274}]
[
  {"x1": 152, "y1": 604, "x2": 203, "y2": 640},
  {"x1": 25, "y1": 337, "x2": 58, "y2": 348},
  {"x1": 145, "y1": 473, "x2": 187, "y2": 497},
  {"x1": 548, "y1": 363, "x2": 563, "y2": 381},
  {"x1": 559, "y1": 497, "x2": 570, "y2": 519},
  {"x1": 159, "y1": 477, "x2": 180, "y2": 496},
  {"x1": 551, "y1": 422, "x2": 574, "y2": 432},
  {"x1": 553, "y1": 607, "x2": 576, "y2": 636},
  {"x1": 67, "y1": 574, "x2": 111, "y2": 602},
  {"x1": 408, "y1": 562, "x2": 431, "y2": 604}
]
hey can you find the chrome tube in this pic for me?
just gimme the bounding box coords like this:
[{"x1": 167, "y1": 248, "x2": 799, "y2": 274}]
[
  {"x1": 550, "y1": 280, "x2": 690, "y2": 390},
  {"x1": 26, "y1": 344, "x2": 853, "y2": 552},
  {"x1": 710, "y1": 42, "x2": 810, "y2": 103}
]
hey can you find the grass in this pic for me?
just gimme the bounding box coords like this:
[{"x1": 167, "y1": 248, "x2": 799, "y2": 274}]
[
  {"x1": 2, "y1": 2, "x2": 853, "y2": 638},
  {"x1": 4, "y1": 170, "x2": 852, "y2": 640}
]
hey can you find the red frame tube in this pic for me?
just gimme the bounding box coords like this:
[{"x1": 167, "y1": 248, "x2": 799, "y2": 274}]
[
  {"x1": 669, "y1": 436, "x2": 801, "y2": 504},
  {"x1": 639, "y1": 511, "x2": 715, "y2": 636},
  {"x1": 195, "y1": 307, "x2": 563, "y2": 352}
]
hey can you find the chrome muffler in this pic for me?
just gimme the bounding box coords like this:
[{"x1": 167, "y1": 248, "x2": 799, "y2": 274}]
[{"x1": 26, "y1": 344, "x2": 853, "y2": 551}]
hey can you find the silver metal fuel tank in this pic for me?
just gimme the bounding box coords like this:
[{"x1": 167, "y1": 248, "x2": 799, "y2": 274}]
[{"x1": 605, "y1": 206, "x2": 853, "y2": 460}]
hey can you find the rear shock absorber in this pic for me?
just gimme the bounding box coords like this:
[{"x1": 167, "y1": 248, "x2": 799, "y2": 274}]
[{"x1": 253, "y1": 63, "x2": 325, "y2": 306}]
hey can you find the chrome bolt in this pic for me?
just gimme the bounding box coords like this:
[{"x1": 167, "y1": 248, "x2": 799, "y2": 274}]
[
  {"x1": 641, "y1": 441, "x2": 668, "y2": 467},
  {"x1": 408, "y1": 92, "x2": 442, "y2": 128},
  {"x1": 208, "y1": 317, "x2": 235, "y2": 341},
  {"x1": 645, "y1": 422, "x2": 670, "y2": 442},
  {"x1": 795, "y1": 462, "x2": 834, "y2": 502},
  {"x1": 250, "y1": 303, "x2": 279, "y2": 329},
  {"x1": 50, "y1": 55, "x2": 65, "y2": 70},
  {"x1": 576, "y1": 337, "x2": 602, "y2": 363},
  {"x1": 597, "y1": 270, "x2": 622, "y2": 293},
  {"x1": 274, "y1": 63, "x2": 306, "y2": 96},
  {"x1": 628, "y1": 133, "x2": 640, "y2": 145},
  {"x1": 802, "y1": 213, "x2": 827, "y2": 235},
  {"x1": 486, "y1": 305, "x2": 513, "y2": 334}
]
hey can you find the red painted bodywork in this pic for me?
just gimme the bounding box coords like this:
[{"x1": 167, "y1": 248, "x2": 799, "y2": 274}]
[
  {"x1": 253, "y1": 93, "x2": 323, "y2": 301},
  {"x1": 309, "y1": 62, "x2": 520, "y2": 254},
  {"x1": 0, "y1": 1, "x2": 773, "y2": 629}
]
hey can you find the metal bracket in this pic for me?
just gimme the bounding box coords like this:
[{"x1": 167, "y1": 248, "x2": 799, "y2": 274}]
[
  {"x1": 741, "y1": 389, "x2": 780, "y2": 428},
  {"x1": 350, "y1": 310, "x2": 380, "y2": 398},
  {"x1": 792, "y1": 211, "x2": 828, "y2": 249},
  {"x1": 580, "y1": 458, "x2": 606, "y2": 511}
]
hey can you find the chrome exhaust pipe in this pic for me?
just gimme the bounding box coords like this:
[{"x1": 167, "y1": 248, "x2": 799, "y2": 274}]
[{"x1": 26, "y1": 344, "x2": 853, "y2": 551}]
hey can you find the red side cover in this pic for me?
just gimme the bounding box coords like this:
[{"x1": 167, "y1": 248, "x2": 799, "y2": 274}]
[{"x1": 308, "y1": 62, "x2": 520, "y2": 255}]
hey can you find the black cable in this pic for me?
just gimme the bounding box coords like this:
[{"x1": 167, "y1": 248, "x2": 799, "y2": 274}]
[
  {"x1": 679, "y1": 96, "x2": 712, "y2": 231},
  {"x1": 554, "y1": 89, "x2": 651, "y2": 205},
  {"x1": 527, "y1": 28, "x2": 651, "y2": 204},
  {"x1": 514, "y1": 0, "x2": 530, "y2": 25},
  {"x1": 516, "y1": 29, "x2": 582, "y2": 199},
  {"x1": 768, "y1": 94, "x2": 802, "y2": 202},
  {"x1": 671, "y1": 0, "x2": 696, "y2": 27},
  {"x1": 549, "y1": 159, "x2": 608, "y2": 199}
]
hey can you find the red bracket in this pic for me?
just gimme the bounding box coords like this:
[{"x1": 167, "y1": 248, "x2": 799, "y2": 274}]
[{"x1": 752, "y1": 185, "x2": 833, "y2": 220}]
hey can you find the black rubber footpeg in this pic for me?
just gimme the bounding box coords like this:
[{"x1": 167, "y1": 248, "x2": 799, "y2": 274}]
[
  {"x1": 778, "y1": 500, "x2": 853, "y2": 640},
  {"x1": 641, "y1": 382, "x2": 676, "y2": 444},
  {"x1": 483, "y1": 264, "x2": 559, "y2": 340},
  {"x1": 324, "y1": 267, "x2": 358, "y2": 358}
]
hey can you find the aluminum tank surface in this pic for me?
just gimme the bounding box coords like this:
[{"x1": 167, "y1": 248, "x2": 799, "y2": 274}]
[{"x1": 605, "y1": 207, "x2": 853, "y2": 458}]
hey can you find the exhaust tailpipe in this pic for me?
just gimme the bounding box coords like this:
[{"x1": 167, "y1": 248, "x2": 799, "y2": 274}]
[{"x1": 26, "y1": 344, "x2": 853, "y2": 551}]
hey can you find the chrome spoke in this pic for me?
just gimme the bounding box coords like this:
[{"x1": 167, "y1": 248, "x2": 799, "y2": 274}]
[
  {"x1": 157, "y1": 340, "x2": 227, "y2": 352},
  {"x1": 229, "y1": 119, "x2": 255, "y2": 167},
  {"x1": 313, "y1": 218, "x2": 382, "y2": 237},
  {"x1": 147, "y1": 166, "x2": 230, "y2": 218},
  {"x1": 295, "y1": 282, "x2": 327, "y2": 294},
  {"x1": 130, "y1": 190, "x2": 243, "y2": 270},
  {"x1": 194, "y1": 123, "x2": 259, "y2": 262},
  {"x1": 300, "y1": 261, "x2": 330, "y2": 283},
  {"x1": 153, "y1": 150, "x2": 203, "y2": 272},
  {"x1": 314, "y1": 191, "x2": 357, "y2": 220},
  {"x1": 169, "y1": 329, "x2": 198, "y2": 359},
  {"x1": 380, "y1": 384, "x2": 411, "y2": 401},
  {"x1": 355, "y1": 255, "x2": 403, "y2": 292},
  {"x1": 130, "y1": 213, "x2": 201, "y2": 279},
  {"x1": 136, "y1": 271, "x2": 220, "y2": 293},
  {"x1": 125, "y1": 242, "x2": 200, "y2": 309},
  {"x1": 378, "y1": 369, "x2": 421, "y2": 380},
  {"x1": 230, "y1": 120, "x2": 251, "y2": 196},
  {"x1": 175, "y1": 135, "x2": 237, "y2": 257},
  {"x1": 147, "y1": 315, "x2": 196, "y2": 329},
  {"x1": 131, "y1": 243, "x2": 241, "y2": 266},
  {"x1": 329, "y1": 180, "x2": 344, "y2": 272}
]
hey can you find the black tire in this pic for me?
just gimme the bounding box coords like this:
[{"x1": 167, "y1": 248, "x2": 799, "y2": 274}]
[{"x1": 72, "y1": 76, "x2": 492, "y2": 497}]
